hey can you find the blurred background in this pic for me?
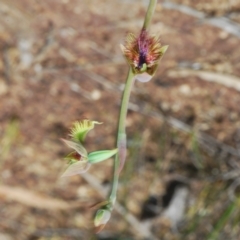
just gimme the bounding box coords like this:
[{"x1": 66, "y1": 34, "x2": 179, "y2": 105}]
[{"x1": 1, "y1": 0, "x2": 240, "y2": 239}]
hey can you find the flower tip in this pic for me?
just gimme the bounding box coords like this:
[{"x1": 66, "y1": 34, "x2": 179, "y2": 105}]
[
  {"x1": 120, "y1": 44, "x2": 126, "y2": 52},
  {"x1": 160, "y1": 45, "x2": 169, "y2": 55}
]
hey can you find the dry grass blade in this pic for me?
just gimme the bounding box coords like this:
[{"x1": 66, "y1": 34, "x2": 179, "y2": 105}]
[
  {"x1": 168, "y1": 69, "x2": 240, "y2": 92},
  {"x1": 0, "y1": 185, "x2": 86, "y2": 210}
]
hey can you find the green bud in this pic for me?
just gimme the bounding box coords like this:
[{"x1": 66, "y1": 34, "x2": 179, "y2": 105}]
[
  {"x1": 94, "y1": 209, "x2": 111, "y2": 229},
  {"x1": 88, "y1": 148, "x2": 118, "y2": 164}
]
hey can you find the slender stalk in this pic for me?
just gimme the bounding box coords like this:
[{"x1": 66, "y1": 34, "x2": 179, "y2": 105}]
[
  {"x1": 142, "y1": 0, "x2": 157, "y2": 30},
  {"x1": 109, "y1": 69, "x2": 135, "y2": 204},
  {"x1": 108, "y1": 0, "x2": 158, "y2": 206},
  {"x1": 118, "y1": 69, "x2": 135, "y2": 135}
]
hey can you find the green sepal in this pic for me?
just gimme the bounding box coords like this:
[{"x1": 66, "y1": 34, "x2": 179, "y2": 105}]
[
  {"x1": 61, "y1": 139, "x2": 88, "y2": 158},
  {"x1": 88, "y1": 148, "x2": 118, "y2": 164},
  {"x1": 159, "y1": 45, "x2": 169, "y2": 55},
  {"x1": 61, "y1": 160, "x2": 90, "y2": 177}
]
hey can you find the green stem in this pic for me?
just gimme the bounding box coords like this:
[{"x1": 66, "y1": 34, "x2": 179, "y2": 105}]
[
  {"x1": 118, "y1": 69, "x2": 135, "y2": 134},
  {"x1": 108, "y1": 0, "x2": 157, "y2": 206},
  {"x1": 109, "y1": 69, "x2": 135, "y2": 204},
  {"x1": 142, "y1": 0, "x2": 157, "y2": 30}
]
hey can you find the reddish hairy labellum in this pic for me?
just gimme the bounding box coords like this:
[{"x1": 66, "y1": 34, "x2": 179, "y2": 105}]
[{"x1": 121, "y1": 29, "x2": 168, "y2": 81}]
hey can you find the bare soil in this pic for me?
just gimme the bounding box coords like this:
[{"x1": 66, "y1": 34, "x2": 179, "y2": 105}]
[{"x1": 1, "y1": 0, "x2": 240, "y2": 239}]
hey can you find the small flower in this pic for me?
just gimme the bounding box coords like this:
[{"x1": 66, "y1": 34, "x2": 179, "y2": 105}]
[
  {"x1": 61, "y1": 139, "x2": 90, "y2": 177},
  {"x1": 61, "y1": 120, "x2": 118, "y2": 177},
  {"x1": 120, "y1": 29, "x2": 168, "y2": 82}
]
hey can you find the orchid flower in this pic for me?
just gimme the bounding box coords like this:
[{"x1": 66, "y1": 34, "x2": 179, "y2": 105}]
[
  {"x1": 61, "y1": 120, "x2": 118, "y2": 177},
  {"x1": 120, "y1": 29, "x2": 168, "y2": 82}
]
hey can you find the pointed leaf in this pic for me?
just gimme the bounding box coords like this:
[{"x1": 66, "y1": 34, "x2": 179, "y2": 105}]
[
  {"x1": 159, "y1": 45, "x2": 169, "y2": 56},
  {"x1": 61, "y1": 139, "x2": 88, "y2": 158},
  {"x1": 61, "y1": 161, "x2": 90, "y2": 177},
  {"x1": 88, "y1": 149, "x2": 118, "y2": 164},
  {"x1": 120, "y1": 44, "x2": 126, "y2": 53}
]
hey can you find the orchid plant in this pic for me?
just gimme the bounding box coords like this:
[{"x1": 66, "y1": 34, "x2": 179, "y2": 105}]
[{"x1": 61, "y1": 0, "x2": 168, "y2": 232}]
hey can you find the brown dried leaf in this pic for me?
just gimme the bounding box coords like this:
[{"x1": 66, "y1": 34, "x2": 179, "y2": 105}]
[{"x1": 0, "y1": 185, "x2": 84, "y2": 210}]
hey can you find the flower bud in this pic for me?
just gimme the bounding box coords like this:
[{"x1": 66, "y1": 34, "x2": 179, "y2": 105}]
[{"x1": 94, "y1": 209, "x2": 111, "y2": 233}]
